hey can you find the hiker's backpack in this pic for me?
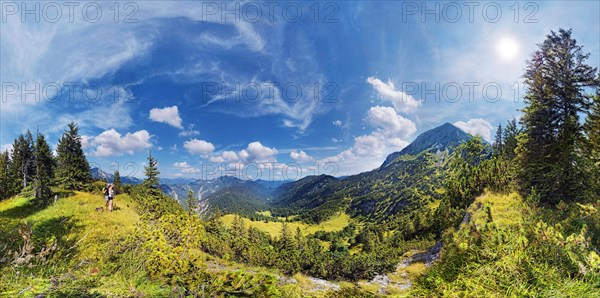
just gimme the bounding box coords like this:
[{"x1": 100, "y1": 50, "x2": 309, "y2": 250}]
[{"x1": 102, "y1": 187, "x2": 108, "y2": 196}]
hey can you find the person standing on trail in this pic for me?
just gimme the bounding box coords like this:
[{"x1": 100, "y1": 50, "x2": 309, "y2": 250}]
[
  {"x1": 107, "y1": 183, "x2": 115, "y2": 212},
  {"x1": 103, "y1": 183, "x2": 110, "y2": 208}
]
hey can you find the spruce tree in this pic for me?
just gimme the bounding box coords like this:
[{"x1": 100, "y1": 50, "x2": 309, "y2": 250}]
[
  {"x1": 33, "y1": 133, "x2": 54, "y2": 204},
  {"x1": 493, "y1": 124, "x2": 503, "y2": 156},
  {"x1": 584, "y1": 91, "x2": 600, "y2": 193},
  {"x1": 8, "y1": 131, "x2": 35, "y2": 192},
  {"x1": 186, "y1": 189, "x2": 198, "y2": 215},
  {"x1": 113, "y1": 170, "x2": 122, "y2": 194},
  {"x1": 502, "y1": 118, "x2": 520, "y2": 160},
  {"x1": 55, "y1": 122, "x2": 92, "y2": 190},
  {"x1": 143, "y1": 151, "x2": 161, "y2": 196},
  {"x1": 517, "y1": 28, "x2": 599, "y2": 204},
  {"x1": 0, "y1": 151, "x2": 11, "y2": 199}
]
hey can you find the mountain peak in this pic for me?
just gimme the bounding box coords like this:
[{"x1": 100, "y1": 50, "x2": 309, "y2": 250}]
[{"x1": 380, "y1": 122, "x2": 471, "y2": 168}]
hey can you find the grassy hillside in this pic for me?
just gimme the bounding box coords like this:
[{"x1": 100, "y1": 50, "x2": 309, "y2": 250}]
[
  {"x1": 0, "y1": 191, "x2": 171, "y2": 296},
  {"x1": 411, "y1": 191, "x2": 600, "y2": 297},
  {"x1": 0, "y1": 191, "x2": 371, "y2": 297}
]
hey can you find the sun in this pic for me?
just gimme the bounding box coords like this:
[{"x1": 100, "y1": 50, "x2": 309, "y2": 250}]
[{"x1": 496, "y1": 37, "x2": 520, "y2": 61}]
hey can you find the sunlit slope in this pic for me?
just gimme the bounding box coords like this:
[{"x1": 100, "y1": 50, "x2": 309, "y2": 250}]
[
  {"x1": 221, "y1": 212, "x2": 352, "y2": 238},
  {"x1": 411, "y1": 192, "x2": 600, "y2": 297},
  {"x1": 0, "y1": 192, "x2": 163, "y2": 296}
]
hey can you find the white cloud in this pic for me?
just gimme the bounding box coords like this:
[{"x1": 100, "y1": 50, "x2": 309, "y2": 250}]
[
  {"x1": 290, "y1": 150, "x2": 313, "y2": 162},
  {"x1": 149, "y1": 106, "x2": 183, "y2": 129},
  {"x1": 367, "y1": 106, "x2": 417, "y2": 138},
  {"x1": 454, "y1": 119, "x2": 494, "y2": 142},
  {"x1": 367, "y1": 77, "x2": 421, "y2": 113},
  {"x1": 183, "y1": 139, "x2": 215, "y2": 156},
  {"x1": 318, "y1": 106, "x2": 417, "y2": 175},
  {"x1": 209, "y1": 141, "x2": 278, "y2": 164},
  {"x1": 333, "y1": 120, "x2": 343, "y2": 127},
  {"x1": 240, "y1": 141, "x2": 278, "y2": 163},
  {"x1": 174, "y1": 161, "x2": 200, "y2": 174},
  {"x1": 83, "y1": 129, "x2": 152, "y2": 157}
]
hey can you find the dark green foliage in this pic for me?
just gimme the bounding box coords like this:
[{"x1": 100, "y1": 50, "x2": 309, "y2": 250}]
[
  {"x1": 113, "y1": 170, "x2": 122, "y2": 194},
  {"x1": 55, "y1": 122, "x2": 92, "y2": 190},
  {"x1": 584, "y1": 92, "x2": 600, "y2": 195},
  {"x1": 433, "y1": 137, "x2": 515, "y2": 231},
  {"x1": 200, "y1": 209, "x2": 434, "y2": 281},
  {"x1": 205, "y1": 185, "x2": 270, "y2": 217},
  {"x1": 8, "y1": 131, "x2": 35, "y2": 195},
  {"x1": 517, "y1": 28, "x2": 599, "y2": 204},
  {"x1": 502, "y1": 118, "x2": 520, "y2": 159},
  {"x1": 270, "y1": 123, "x2": 473, "y2": 225},
  {"x1": 33, "y1": 133, "x2": 54, "y2": 205},
  {"x1": 0, "y1": 151, "x2": 11, "y2": 199},
  {"x1": 143, "y1": 151, "x2": 161, "y2": 197},
  {"x1": 186, "y1": 189, "x2": 198, "y2": 215},
  {"x1": 493, "y1": 124, "x2": 503, "y2": 156}
]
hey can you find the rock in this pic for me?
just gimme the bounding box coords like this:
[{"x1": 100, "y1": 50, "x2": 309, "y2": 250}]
[{"x1": 308, "y1": 277, "x2": 340, "y2": 291}]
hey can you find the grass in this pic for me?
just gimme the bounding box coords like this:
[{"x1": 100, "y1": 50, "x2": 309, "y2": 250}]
[
  {"x1": 411, "y1": 191, "x2": 600, "y2": 297},
  {"x1": 465, "y1": 191, "x2": 524, "y2": 229},
  {"x1": 256, "y1": 210, "x2": 273, "y2": 217},
  {"x1": 0, "y1": 192, "x2": 162, "y2": 297},
  {"x1": 221, "y1": 212, "x2": 352, "y2": 238},
  {"x1": 0, "y1": 193, "x2": 352, "y2": 297},
  {"x1": 1, "y1": 192, "x2": 139, "y2": 262}
]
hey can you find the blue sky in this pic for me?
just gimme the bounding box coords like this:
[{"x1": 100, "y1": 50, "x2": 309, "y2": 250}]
[{"x1": 1, "y1": 1, "x2": 599, "y2": 179}]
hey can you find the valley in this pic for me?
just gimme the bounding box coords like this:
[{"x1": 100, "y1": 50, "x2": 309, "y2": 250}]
[{"x1": 1, "y1": 23, "x2": 599, "y2": 297}]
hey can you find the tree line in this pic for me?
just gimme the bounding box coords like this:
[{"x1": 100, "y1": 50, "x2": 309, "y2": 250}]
[{"x1": 0, "y1": 122, "x2": 92, "y2": 204}]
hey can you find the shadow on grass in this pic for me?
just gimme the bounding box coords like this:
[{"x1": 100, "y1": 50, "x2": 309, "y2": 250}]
[
  {"x1": 0, "y1": 190, "x2": 75, "y2": 220},
  {"x1": 0, "y1": 199, "x2": 46, "y2": 219},
  {"x1": 33, "y1": 216, "x2": 80, "y2": 240}
]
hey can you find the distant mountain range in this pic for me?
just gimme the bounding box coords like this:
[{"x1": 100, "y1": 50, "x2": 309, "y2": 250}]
[
  {"x1": 160, "y1": 176, "x2": 289, "y2": 216},
  {"x1": 268, "y1": 122, "x2": 481, "y2": 222},
  {"x1": 90, "y1": 168, "x2": 198, "y2": 186},
  {"x1": 92, "y1": 123, "x2": 482, "y2": 220}
]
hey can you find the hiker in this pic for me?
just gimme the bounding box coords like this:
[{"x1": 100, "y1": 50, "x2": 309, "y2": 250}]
[
  {"x1": 107, "y1": 183, "x2": 115, "y2": 212},
  {"x1": 102, "y1": 183, "x2": 110, "y2": 208}
]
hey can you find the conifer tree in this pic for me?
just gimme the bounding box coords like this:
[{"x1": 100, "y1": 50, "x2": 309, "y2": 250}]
[
  {"x1": 8, "y1": 131, "x2": 35, "y2": 191},
  {"x1": 186, "y1": 189, "x2": 198, "y2": 215},
  {"x1": 0, "y1": 151, "x2": 11, "y2": 199},
  {"x1": 232, "y1": 214, "x2": 246, "y2": 238},
  {"x1": 502, "y1": 118, "x2": 520, "y2": 160},
  {"x1": 55, "y1": 122, "x2": 92, "y2": 190},
  {"x1": 493, "y1": 124, "x2": 503, "y2": 156},
  {"x1": 33, "y1": 133, "x2": 54, "y2": 204},
  {"x1": 584, "y1": 90, "x2": 600, "y2": 193},
  {"x1": 280, "y1": 221, "x2": 292, "y2": 250},
  {"x1": 143, "y1": 151, "x2": 161, "y2": 196},
  {"x1": 113, "y1": 170, "x2": 122, "y2": 194},
  {"x1": 517, "y1": 29, "x2": 599, "y2": 204}
]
